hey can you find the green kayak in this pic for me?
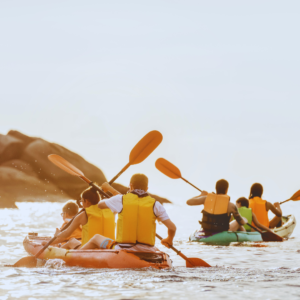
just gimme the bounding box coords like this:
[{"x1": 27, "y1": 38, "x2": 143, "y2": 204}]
[{"x1": 189, "y1": 230, "x2": 263, "y2": 245}]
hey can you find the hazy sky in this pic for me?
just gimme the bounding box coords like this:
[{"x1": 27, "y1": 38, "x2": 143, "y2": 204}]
[{"x1": 1, "y1": 1, "x2": 299, "y2": 206}]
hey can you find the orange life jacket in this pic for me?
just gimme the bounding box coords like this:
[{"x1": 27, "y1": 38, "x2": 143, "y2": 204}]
[
  {"x1": 249, "y1": 197, "x2": 269, "y2": 227},
  {"x1": 201, "y1": 193, "x2": 230, "y2": 232},
  {"x1": 60, "y1": 220, "x2": 82, "y2": 240}
]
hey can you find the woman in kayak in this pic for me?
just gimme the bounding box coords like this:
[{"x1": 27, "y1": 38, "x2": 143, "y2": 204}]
[
  {"x1": 248, "y1": 183, "x2": 282, "y2": 229},
  {"x1": 80, "y1": 173, "x2": 177, "y2": 250},
  {"x1": 48, "y1": 186, "x2": 115, "y2": 249},
  {"x1": 232, "y1": 197, "x2": 273, "y2": 232}
]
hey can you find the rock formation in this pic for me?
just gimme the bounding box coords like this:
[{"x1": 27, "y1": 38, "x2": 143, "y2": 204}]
[{"x1": 0, "y1": 131, "x2": 171, "y2": 208}]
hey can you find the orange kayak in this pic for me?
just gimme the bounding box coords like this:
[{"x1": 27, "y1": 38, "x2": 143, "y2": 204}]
[{"x1": 23, "y1": 234, "x2": 172, "y2": 269}]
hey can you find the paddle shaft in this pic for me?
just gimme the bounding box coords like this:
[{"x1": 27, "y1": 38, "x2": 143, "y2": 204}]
[
  {"x1": 109, "y1": 162, "x2": 131, "y2": 185},
  {"x1": 156, "y1": 233, "x2": 196, "y2": 266},
  {"x1": 280, "y1": 199, "x2": 290, "y2": 205},
  {"x1": 247, "y1": 223, "x2": 263, "y2": 234},
  {"x1": 181, "y1": 177, "x2": 202, "y2": 192}
]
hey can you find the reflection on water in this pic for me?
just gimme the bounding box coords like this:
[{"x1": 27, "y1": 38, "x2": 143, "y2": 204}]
[{"x1": 0, "y1": 202, "x2": 300, "y2": 299}]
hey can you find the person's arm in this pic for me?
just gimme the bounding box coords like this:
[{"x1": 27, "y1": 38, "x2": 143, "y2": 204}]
[
  {"x1": 52, "y1": 212, "x2": 87, "y2": 244},
  {"x1": 98, "y1": 201, "x2": 109, "y2": 209},
  {"x1": 252, "y1": 213, "x2": 272, "y2": 232},
  {"x1": 160, "y1": 219, "x2": 177, "y2": 248},
  {"x1": 266, "y1": 201, "x2": 282, "y2": 217},
  {"x1": 230, "y1": 204, "x2": 246, "y2": 225},
  {"x1": 101, "y1": 182, "x2": 121, "y2": 196},
  {"x1": 186, "y1": 191, "x2": 208, "y2": 206}
]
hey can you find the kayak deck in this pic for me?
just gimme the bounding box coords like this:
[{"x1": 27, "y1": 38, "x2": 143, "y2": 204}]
[
  {"x1": 189, "y1": 231, "x2": 262, "y2": 245},
  {"x1": 23, "y1": 235, "x2": 172, "y2": 269},
  {"x1": 273, "y1": 215, "x2": 296, "y2": 238}
]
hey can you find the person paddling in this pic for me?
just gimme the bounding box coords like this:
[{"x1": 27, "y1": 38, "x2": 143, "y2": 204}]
[
  {"x1": 232, "y1": 197, "x2": 273, "y2": 232},
  {"x1": 80, "y1": 173, "x2": 177, "y2": 250},
  {"x1": 59, "y1": 201, "x2": 82, "y2": 241},
  {"x1": 50, "y1": 186, "x2": 115, "y2": 249},
  {"x1": 186, "y1": 179, "x2": 246, "y2": 232},
  {"x1": 248, "y1": 183, "x2": 282, "y2": 229}
]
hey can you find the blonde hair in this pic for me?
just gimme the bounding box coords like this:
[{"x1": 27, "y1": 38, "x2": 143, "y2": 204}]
[
  {"x1": 62, "y1": 201, "x2": 79, "y2": 216},
  {"x1": 130, "y1": 173, "x2": 148, "y2": 191}
]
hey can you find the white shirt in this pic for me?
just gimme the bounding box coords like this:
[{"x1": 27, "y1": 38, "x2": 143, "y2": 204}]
[{"x1": 104, "y1": 194, "x2": 170, "y2": 222}]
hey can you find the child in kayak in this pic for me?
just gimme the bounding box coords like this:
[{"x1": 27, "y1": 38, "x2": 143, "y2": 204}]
[
  {"x1": 248, "y1": 183, "x2": 282, "y2": 229},
  {"x1": 60, "y1": 201, "x2": 82, "y2": 240},
  {"x1": 232, "y1": 197, "x2": 273, "y2": 232},
  {"x1": 49, "y1": 186, "x2": 115, "y2": 249},
  {"x1": 80, "y1": 173, "x2": 177, "y2": 251}
]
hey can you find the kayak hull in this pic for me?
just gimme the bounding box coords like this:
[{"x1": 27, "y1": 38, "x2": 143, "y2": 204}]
[
  {"x1": 190, "y1": 215, "x2": 296, "y2": 244},
  {"x1": 189, "y1": 231, "x2": 262, "y2": 245},
  {"x1": 23, "y1": 236, "x2": 172, "y2": 269},
  {"x1": 273, "y1": 214, "x2": 296, "y2": 238}
]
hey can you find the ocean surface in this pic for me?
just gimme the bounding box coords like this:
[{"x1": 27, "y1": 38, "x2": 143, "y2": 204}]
[{"x1": 0, "y1": 202, "x2": 299, "y2": 300}]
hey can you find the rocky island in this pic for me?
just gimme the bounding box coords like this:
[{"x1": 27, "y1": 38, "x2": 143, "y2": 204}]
[{"x1": 0, "y1": 131, "x2": 171, "y2": 208}]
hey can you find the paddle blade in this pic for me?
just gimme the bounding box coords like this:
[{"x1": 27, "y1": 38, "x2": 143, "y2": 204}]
[
  {"x1": 129, "y1": 131, "x2": 163, "y2": 165},
  {"x1": 13, "y1": 256, "x2": 37, "y2": 268},
  {"x1": 186, "y1": 257, "x2": 211, "y2": 268},
  {"x1": 48, "y1": 154, "x2": 85, "y2": 177},
  {"x1": 155, "y1": 158, "x2": 181, "y2": 179},
  {"x1": 262, "y1": 232, "x2": 283, "y2": 242},
  {"x1": 290, "y1": 190, "x2": 300, "y2": 201}
]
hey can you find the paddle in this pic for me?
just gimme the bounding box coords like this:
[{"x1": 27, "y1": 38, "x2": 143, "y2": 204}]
[
  {"x1": 48, "y1": 156, "x2": 211, "y2": 268},
  {"x1": 155, "y1": 158, "x2": 202, "y2": 192},
  {"x1": 280, "y1": 190, "x2": 300, "y2": 205},
  {"x1": 12, "y1": 209, "x2": 85, "y2": 268},
  {"x1": 109, "y1": 130, "x2": 163, "y2": 185},
  {"x1": 246, "y1": 223, "x2": 283, "y2": 242},
  {"x1": 156, "y1": 234, "x2": 211, "y2": 267}
]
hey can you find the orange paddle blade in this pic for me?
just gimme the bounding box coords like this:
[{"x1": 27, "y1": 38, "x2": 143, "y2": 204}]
[
  {"x1": 155, "y1": 158, "x2": 181, "y2": 179},
  {"x1": 290, "y1": 190, "x2": 300, "y2": 201},
  {"x1": 13, "y1": 256, "x2": 37, "y2": 268},
  {"x1": 186, "y1": 257, "x2": 211, "y2": 268},
  {"x1": 48, "y1": 154, "x2": 84, "y2": 177},
  {"x1": 129, "y1": 131, "x2": 163, "y2": 165}
]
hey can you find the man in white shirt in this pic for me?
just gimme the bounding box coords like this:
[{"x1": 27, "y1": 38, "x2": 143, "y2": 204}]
[{"x1": 81, "y1": 173, "x2": 176, "y2": 250}]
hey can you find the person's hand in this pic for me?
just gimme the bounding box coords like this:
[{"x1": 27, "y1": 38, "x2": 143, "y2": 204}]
[
  {"x1": 274, "y1": 202, "x2": 281, "y2": 209},
  {"x1": 101, "y1": 182, "x2": 111, "y2": 193},
  {"x1": 200, "y1": 190, "x2": 208, "y2": 196},
  {"x1": 161, "y1": 237, "x2": 173, "y2": 248},
  {"x1": 54, "y1": 228, "x2": 61, "y2": 238}
]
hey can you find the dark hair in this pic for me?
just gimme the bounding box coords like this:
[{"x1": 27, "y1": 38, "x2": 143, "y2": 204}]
[
  {"x1": 80, "y1": 186, "x2": 100, "y2": 205},
  {"x1": 63, "y1": 201, "x2": 79, "y2": 216},
  {"x1": 130, "y1": 173, "x2": 148, "y2": 191},
  {"x1": 236, "y1": 197, "x2": 249, "y2": 208},
  {"x1": 249, "y1": 183, "x2": 263, "y2": 199},
  {"x1": 216, "y1": 179, "x2": 229, "y2": 194}
]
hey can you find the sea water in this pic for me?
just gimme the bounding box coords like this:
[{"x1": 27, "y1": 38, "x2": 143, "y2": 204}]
[{"x1": 0, "y1": 202, "x2": 299, "y2": 300}]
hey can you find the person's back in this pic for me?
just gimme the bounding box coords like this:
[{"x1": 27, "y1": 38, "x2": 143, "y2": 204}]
[
  {"x1": 235, "y1": 198, "x2": 253, "y2": 231},
  {"x1": 187, "y1": 179, "x2": 246, "y2": 233},
  {"x1": 248, "y1": 183, "x2": 282, "y2": 228},
  {"x1": 201, "y1": 192, "x2": 231, "y2": 232},
  {"x1": 80, "y1": 173, "x2": 177, "y2": 250}
]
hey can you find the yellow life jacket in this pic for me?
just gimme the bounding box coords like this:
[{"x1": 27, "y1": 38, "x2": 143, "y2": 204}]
[
  {"x1": 249, "y1": 197, "x2": 269, "y2": 227},
  {"x1": 116, "y1": 192, "x2": 157, "y2": 246},
  {"x1": 81, "y1": 204, "x2": 115, "y2": 246},
  {"x1": 201, "y1": 193, "x2": 230, "y2": 232}
]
